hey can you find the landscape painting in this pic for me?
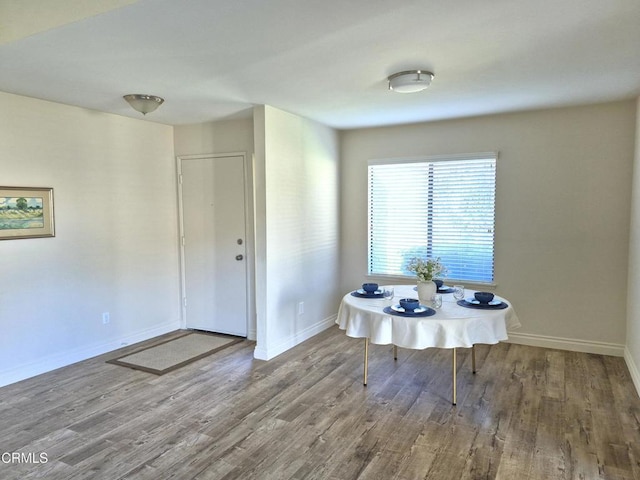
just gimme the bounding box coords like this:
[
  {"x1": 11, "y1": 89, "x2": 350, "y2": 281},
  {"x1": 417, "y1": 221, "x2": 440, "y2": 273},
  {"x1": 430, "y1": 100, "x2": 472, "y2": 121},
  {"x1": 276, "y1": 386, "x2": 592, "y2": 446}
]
[{"x1": 0, "y1": 187, "x2": 55, "y2": 239}]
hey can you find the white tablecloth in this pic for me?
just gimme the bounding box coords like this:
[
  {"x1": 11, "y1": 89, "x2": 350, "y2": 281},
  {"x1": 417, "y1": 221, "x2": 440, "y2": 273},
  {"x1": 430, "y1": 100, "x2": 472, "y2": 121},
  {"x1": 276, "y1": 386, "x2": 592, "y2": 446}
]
[{"x1": 336, "y1": 285, "x2": 521, "y2": 350}]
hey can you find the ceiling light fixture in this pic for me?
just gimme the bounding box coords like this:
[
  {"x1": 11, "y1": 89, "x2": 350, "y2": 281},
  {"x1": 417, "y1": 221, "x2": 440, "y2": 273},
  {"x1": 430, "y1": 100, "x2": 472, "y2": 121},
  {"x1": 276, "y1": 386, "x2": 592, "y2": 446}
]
[
  {"x1": 388, "y1": 70, "x2": 434, "y2": 93},
  {"x1": 123, "y1": 94, "x2": 164, "y2": 115}
]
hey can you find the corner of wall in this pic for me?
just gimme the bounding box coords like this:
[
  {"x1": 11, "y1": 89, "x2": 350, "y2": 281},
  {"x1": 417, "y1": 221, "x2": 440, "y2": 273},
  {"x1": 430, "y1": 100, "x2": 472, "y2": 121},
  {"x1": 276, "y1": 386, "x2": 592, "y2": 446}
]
[
  {"x1": 625, "y1": 346, "x2": 640, "y2": 398},
  {"x1": 253, "y1": 315, "x2": 336, "y2": 361},
  {"x1": 626, "y1": 96, "x2": 640, "y2": 398}
]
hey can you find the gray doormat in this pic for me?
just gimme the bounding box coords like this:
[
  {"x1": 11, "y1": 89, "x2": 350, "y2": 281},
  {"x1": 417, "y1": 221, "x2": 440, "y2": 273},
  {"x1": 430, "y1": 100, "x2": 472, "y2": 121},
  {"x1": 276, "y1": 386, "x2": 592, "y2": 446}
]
[{"x1": 107, "y1": 331, "x2": 243, "y2": 375}]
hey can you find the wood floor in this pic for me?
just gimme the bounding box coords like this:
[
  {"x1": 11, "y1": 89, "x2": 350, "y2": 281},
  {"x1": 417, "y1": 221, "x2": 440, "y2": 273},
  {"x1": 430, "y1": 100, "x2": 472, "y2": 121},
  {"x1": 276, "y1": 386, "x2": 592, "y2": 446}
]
[{"x1": 1, "y1": 326, "x2": 639, "y2": 480}]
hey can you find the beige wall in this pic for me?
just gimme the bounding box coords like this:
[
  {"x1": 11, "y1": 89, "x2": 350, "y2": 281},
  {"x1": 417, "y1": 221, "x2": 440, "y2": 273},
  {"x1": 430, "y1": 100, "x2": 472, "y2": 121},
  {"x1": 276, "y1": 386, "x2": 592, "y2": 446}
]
[
  {"x1": 626, "y1": 97, "x2": 640, "y2": 394},
  {"x1": 340, "y1": 101, "x2": 636, "y2": 353},
  {"x1": 253, "y1": 106, "x2": 340, "y2": 359},
  {"x1": 0, "y1": 91, "x2": 181, "y2": 386}
]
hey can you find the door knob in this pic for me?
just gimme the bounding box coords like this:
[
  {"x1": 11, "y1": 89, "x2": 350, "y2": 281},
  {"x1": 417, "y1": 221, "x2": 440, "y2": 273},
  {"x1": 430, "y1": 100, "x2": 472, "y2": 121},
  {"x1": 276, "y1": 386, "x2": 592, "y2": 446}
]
[{"x1": 235, "y1": 254, "x2": 244, "y2": 261}]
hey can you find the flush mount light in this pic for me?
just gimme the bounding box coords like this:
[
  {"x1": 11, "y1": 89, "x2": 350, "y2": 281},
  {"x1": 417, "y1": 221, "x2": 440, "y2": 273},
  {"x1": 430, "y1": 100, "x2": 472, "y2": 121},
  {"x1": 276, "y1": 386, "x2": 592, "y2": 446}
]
[
  {"x1": 388, "y1": 70, "x2": 434, "y2": 93},
  {"x1": 123, "y1": 94, "x2": 164, "y2": 115}
]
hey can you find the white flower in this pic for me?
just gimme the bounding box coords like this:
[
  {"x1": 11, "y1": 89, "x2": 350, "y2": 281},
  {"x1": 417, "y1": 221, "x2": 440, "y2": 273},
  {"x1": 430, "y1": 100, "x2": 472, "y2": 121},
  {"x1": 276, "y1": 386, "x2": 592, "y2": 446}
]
[{"x1": 406, "y1": 257, "x2": 447, "y2": 282}]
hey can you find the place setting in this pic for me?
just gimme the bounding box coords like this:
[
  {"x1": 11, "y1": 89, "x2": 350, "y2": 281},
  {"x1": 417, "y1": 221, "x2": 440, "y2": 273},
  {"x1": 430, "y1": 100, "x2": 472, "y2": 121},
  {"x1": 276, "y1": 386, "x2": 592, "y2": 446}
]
[
  {"x1": 351, "y1": 282, "x2": 386, "y2": 298},
  {"x1": 456, "y1": 290, "x2": 508, "y2": 310},
  {"x1": 351, "y1": 282, "x2": 396, "y2": 303},
  {"x1": 383, "y1": 297, "x2": 436, "y2": 318}
]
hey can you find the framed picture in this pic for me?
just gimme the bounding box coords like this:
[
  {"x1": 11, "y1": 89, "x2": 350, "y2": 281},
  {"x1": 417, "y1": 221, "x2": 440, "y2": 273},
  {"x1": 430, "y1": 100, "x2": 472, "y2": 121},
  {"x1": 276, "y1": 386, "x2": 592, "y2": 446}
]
[{"x1": 0, "y1": 187, "x2": 55, "y2": 240}]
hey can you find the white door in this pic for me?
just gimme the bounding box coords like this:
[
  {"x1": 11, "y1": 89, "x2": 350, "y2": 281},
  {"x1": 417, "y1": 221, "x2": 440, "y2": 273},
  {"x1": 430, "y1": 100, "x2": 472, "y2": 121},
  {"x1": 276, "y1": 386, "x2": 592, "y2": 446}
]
[{"x1": 178, "y1": 154, "x2": 247, "y2": 336}]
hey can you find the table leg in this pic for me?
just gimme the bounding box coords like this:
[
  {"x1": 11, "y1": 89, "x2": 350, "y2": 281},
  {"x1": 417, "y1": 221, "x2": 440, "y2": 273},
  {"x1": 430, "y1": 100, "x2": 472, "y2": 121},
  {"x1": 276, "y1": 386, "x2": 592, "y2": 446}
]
[
  {"x1": 472, "y1": 344, "x2": 476, "y2": 374},
  {"x1": 452, "y1": 348, "x2": 457, "y2": 406},
  {"x1": 363, "y1": 338, "x2": 369, "y2": 386},
  {"x1": 393, "y1": 345, "x2": 398, "y2": 360}
]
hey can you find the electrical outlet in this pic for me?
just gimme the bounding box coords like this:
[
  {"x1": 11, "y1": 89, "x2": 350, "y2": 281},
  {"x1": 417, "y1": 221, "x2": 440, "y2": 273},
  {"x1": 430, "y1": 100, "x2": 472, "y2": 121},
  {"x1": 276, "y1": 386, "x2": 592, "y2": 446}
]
[
  {"x1": 102, "y1": 312, "x2": 110, "y2": 324},
  {"x1": 298, "y1": 302, "x2": 304, "y2": 315}
]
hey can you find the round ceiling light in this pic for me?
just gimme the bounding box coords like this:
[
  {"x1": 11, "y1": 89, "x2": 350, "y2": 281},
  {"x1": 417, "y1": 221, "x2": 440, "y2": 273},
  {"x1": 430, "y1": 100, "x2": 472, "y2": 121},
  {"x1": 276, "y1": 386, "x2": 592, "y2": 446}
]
[
  {"x1": 388, "y1": 70, "x2": 434, "y2": 93},
  {"x1": 123, "y1": 94, "x2": 165, "y2": 115}
]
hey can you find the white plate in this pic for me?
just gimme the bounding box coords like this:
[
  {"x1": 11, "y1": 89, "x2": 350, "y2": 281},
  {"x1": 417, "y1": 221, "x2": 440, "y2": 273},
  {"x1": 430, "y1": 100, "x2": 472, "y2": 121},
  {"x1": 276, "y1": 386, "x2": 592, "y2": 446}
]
[
  {"x1": 391, "y1": 304, "x2": 427, "y2": 314},
  {"x1": 467, "y1": 298, "x2": 501, "y2": 306},
  {"x1": 357, "y1": 288, "x2": 383, "y2": 295}
]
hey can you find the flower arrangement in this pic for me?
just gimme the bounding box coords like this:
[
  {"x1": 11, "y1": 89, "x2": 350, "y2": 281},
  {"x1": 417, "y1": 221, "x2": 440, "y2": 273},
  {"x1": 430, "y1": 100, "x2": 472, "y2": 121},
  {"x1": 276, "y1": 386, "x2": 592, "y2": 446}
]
[{"x1": 406, "y1": 257, "x2": 447, "y2": 282}]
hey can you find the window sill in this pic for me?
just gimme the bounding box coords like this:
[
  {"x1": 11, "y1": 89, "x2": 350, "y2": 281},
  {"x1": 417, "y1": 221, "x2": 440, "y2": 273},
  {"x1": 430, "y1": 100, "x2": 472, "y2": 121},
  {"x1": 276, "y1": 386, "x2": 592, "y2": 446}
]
[{"x1": 366, "y1": 274, "x2": 497, "y2": 290}]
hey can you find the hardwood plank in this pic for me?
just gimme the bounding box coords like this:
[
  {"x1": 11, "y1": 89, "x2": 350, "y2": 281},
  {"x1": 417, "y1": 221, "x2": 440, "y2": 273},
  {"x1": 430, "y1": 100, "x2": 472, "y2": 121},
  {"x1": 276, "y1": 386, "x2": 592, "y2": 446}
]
[
  {"x1": 531, "y1": 397, "x2": 567, "y2": 478},
  {"x1": 492, "y1": 343, "x2": 542, "y2": 479},
  {"x1": 563, "y1": 351, "x2": 601, "y2": 480}
]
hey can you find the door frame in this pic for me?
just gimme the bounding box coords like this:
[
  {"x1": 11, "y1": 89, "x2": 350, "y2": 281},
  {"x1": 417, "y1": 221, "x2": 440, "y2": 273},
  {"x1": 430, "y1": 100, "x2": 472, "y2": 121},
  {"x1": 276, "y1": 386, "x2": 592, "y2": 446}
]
[{"x1": 176, "y1": 152, "x2": 255, "y2": 339}]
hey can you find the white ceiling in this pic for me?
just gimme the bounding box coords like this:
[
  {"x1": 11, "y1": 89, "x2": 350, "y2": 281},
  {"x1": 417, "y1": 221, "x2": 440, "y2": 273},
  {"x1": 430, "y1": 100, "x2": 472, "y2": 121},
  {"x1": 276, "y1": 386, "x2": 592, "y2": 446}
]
[{"x1": 1, "y1": 0, "x2": 639, "y2": 129}]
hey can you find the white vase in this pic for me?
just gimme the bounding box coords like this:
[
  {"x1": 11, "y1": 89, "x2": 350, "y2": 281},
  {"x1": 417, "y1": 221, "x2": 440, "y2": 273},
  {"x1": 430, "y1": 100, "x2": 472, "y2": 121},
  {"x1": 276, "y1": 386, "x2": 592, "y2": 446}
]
[{"x1": 417, "y1": 280, "x2": 437, "y2": 305}]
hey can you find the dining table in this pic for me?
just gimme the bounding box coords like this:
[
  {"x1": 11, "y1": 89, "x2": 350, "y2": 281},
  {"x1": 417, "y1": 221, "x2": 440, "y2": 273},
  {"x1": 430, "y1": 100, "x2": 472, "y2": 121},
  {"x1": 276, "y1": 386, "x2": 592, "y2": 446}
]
[{"x1": 336, "y1": 284, "x2": 521, "y2": 405}]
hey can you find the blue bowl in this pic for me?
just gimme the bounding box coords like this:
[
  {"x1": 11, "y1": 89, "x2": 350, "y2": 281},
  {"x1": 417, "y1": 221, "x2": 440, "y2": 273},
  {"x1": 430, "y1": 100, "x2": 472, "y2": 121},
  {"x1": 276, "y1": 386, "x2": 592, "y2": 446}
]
[
  {"x1": 362, "y1": 283, "x2": 379, "y2": 293},
  {"x1": 474, "y1": 292, "x2": 494, "y2": 304},
  {"x1": 399, "y1": 298, "x2": 420, "y2": 312},
  {"x1": 434, "y1": 279, "x2": 444, "y2": 288}
]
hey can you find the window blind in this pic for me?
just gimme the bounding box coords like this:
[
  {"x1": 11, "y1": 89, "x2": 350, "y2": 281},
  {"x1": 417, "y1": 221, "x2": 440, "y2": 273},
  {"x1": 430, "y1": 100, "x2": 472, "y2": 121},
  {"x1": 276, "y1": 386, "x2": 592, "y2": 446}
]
[{"x1": 368, "y1": 153, "x2": 496, "y2": 283}]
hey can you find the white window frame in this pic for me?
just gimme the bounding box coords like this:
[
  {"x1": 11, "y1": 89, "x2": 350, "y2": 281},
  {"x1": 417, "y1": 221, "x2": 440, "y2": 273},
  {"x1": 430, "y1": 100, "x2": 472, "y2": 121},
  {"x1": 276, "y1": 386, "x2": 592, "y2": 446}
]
[{"x1": 367, "y1": 152, "x2": 498, "y2": 285}]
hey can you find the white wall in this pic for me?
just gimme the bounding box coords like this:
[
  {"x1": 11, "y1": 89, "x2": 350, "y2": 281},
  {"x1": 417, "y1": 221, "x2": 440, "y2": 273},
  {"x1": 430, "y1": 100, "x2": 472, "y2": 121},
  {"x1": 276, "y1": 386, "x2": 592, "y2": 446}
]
[
  {"x1": 173, "y1": 118, "x2": 256, "y2": 338},
  {"x1": 626, "y1": 97, "x2": 640, "y2": 395},
  {"x1": 174, "y1": 117, "x2": 254, "y2": 157},
  {"x1": 341, "y1": 101, "x2": 636, "y2": 355},
  {"x1": 0, "y1": 92, "x2": 181, "y2": 387},
  {"x1": 253, "y1": 105, "x2": 340, "y2": 359}
]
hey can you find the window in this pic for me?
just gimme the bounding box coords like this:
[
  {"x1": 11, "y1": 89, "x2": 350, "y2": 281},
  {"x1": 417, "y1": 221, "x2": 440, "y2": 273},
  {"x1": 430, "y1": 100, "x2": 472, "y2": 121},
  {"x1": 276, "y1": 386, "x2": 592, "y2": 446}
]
[{"x1": 368, "y1": 153, "x2": 496, "y2": 283}]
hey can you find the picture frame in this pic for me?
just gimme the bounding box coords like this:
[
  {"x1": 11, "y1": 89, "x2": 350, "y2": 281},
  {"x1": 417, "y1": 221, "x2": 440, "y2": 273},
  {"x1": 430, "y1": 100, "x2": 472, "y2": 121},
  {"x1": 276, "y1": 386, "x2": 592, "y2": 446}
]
[{"x1": 0, "y1": 187, "x2": 55, "y2": 240}]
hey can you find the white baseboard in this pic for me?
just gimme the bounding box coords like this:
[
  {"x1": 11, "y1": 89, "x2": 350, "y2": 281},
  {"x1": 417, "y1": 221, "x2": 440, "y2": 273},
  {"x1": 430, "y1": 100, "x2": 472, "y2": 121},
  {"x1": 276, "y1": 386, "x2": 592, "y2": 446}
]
[
  {"x1": 253, "y1": 314, "x2": 337, "y2": 361},
  {"x1": 624, "y1": 347, "x2": 640, "y2": 399},
  {"x1": 506, "y1": 332, "x2": 625, "y2": 357},
  {"x1": 0, "y1": 320, "x2": 180, "y2": 388}
]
